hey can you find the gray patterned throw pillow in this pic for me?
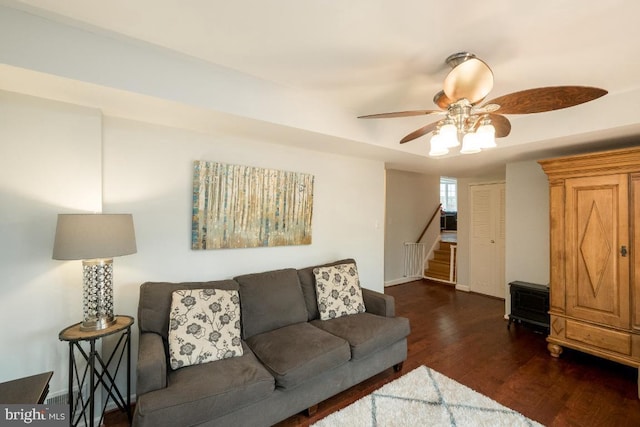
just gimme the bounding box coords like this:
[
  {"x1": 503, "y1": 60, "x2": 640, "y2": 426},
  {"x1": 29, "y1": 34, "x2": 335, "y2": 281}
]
[
  {"x1": 313, "y1": 262, "x2": 365, "y2": 320},
  {"x1": 168, "y1": 288, "x2": 243, "y2": 370}
]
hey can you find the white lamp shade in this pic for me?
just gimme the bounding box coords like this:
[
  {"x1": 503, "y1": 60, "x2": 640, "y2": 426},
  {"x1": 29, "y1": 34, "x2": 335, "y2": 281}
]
[
  {"x1": 476, "y1": 123, "x2": 496, "y2": 149},
  {"x1": 53, "y1": 214, "x2": 137, "y2": 260},
  {"x1": 439, "y1": 123, "x2": 460, "y2": 147},
  {"x1": 460, "y1": 132, "x2": 482, "y2": 154},
  {"x1": 429, "y1": 134, "x2": 449, "y2": 156}
]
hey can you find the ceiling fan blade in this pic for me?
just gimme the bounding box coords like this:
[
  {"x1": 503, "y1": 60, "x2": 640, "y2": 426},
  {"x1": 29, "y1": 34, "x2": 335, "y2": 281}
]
[
  {"x1": 488, "y1": 114, "x2": 511, "y2": 138},
  {"x1": 358, "y1": 110, "x2": 443, "y2": 119},
  {"x1": 443, "y1": 57, "x2": 494, "y2": 104},
  {"x1": 400, "y1": 122, "x2": 439, "y2": 144},
  {"x1": 486, "y1": 86, "x2": 607, "y2": 114}
]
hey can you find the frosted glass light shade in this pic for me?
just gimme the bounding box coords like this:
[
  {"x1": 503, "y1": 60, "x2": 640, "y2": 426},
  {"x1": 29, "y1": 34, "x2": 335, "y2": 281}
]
[
  {"x1": 476, "y1": 123, "x2": 496, "y2": 149},
  {"x1": 439, "y1": 123, "x2": 459, "y2": 147},
  {"x1": 429, "y1": 134, "x2": 449, "y2": 156},
  {"x1": 460, "y1": 132, "x2": 481, "y2": 154}
]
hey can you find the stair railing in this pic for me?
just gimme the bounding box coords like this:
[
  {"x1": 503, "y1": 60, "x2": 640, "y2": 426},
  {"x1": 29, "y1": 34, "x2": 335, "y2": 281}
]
[{"x1": 415, "y1": 203, "x2": 442, "y2": 243}]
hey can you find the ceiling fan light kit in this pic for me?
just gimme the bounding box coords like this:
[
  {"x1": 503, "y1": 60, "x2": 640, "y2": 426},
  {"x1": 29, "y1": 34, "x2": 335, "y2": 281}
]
[
  {"x1": 428, "y1": 98, "x2": 497, "y2": 157},
  {"x1": 358, "y1": 52, "x2": 607, "y2": 157}
]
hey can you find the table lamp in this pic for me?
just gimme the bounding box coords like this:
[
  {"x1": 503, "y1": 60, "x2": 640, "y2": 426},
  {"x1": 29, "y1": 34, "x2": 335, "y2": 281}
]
[{"x1": 53, "y1": 214, "x2": 137, "y2": 331}]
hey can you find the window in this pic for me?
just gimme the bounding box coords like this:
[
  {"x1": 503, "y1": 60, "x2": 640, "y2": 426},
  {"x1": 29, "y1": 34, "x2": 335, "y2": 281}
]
[{"x1": 440, "y1": 177, "x2": 457, "y2": 212}]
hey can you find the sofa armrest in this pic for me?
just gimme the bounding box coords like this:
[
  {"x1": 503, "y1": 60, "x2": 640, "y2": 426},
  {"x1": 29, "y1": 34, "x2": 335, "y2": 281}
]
[
  {"x1": 362, "y1": 288, "x2": 395, "y2": 317},
  {"x1": 137, "y1": 332, "x2": 167, "y2": 396}
]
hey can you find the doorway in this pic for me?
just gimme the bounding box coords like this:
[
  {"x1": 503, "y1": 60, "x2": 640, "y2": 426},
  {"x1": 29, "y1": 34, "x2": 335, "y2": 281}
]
[{"x1": 440, "y1": 176, "x2": 457, "y2": 236}]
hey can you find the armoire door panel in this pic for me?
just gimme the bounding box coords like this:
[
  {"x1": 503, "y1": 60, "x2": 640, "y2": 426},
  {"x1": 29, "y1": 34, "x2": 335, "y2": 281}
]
[
  {"x1": 565, "y1": 174, "x2": 630, "y2": 328},
  {"x1": 631, "y1": 174, "x2": 640, "y2": 330},
  {"x1": 548, "y1": 181, "x2": 566, "y2": 312}
]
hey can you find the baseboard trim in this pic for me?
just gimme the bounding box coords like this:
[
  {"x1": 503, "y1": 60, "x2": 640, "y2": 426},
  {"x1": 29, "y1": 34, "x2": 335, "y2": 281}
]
[
  {"x1": 455, "y1": 284, "x2": 470, "y2": 292},
  {"x1": 424, "y1": 276, "x2": 456, "y2": 285},
  {"x1": 385, "y1": 277, "x2": 422, "y2": 287}
]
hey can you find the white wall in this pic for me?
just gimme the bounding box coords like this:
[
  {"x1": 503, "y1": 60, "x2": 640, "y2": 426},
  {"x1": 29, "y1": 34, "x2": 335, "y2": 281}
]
[
  {"x1": 102, "y1": 115, "x2": 386, "y2": 286},
  {"x1": 0, "y1": 90, "x2": 102, "y2": 391},
  {"x1": 383, "y1": 169, "x2": 440, "y2": 285},
  {"x1": 0, "y1": 91, "x2": 386, "y2": 399},
  {"x1": 504, "y1": 160, "x2": 550, "y2": 314}
]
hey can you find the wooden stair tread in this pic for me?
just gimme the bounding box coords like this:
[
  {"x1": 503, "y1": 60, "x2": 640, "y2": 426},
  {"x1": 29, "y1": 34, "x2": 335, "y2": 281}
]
[
  {"x1": 424, "y1": 236, "x2": 457, "y2": 283},
  {"x1": 433, "y1": 251, "x2": 450, "y2": 260},
  {"x1": 428, "y1": 259, "x2": 450, "y2": 268}
]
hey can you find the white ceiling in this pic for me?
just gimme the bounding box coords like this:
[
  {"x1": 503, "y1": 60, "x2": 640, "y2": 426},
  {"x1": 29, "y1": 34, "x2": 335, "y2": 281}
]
[{"x1": 3, "y1": 0, "x2": 640, "y2": 176}]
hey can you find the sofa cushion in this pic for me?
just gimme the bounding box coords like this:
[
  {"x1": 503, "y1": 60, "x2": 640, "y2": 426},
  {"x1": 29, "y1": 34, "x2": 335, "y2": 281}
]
[
  {"x1": 135, "y1": 342, "x2": 274, "y2": 427},
  {"x1": 246, "y1": 322, "x2": 350, "y2": 389},
  {"x1": 313, "y1": 262, "x2": 365, "y2": 320},
  {"x1": 311, "y1": 312, "x2": 410, "y2": 360},
  {"x1": 235, "y1": 268, "x2": 308, "y2": 339},
  {"x1": 168, "y1": 289, "x2": 243, "y2": 370},
  {"x1": 139, "y1": 280, "x2": 239, "y2": 339},
  {"x1": 297, "y1": 258, "x2": 356, "y2": 321}
]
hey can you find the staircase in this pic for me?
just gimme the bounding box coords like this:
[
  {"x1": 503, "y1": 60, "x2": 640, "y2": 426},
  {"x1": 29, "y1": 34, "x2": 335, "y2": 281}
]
[{"x1": 424, "y1": 239, "x2": 457, "y2": 283}]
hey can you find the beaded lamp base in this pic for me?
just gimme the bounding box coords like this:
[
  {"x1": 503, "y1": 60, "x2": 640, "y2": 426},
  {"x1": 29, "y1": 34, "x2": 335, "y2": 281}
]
[{"x1": 81, "y1": 259, "x2": 116, "y2": 331}]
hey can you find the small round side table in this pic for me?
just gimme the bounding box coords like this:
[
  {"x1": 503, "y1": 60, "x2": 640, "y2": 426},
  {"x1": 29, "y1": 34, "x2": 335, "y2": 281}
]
[{"x1": 59, "y1": 315, "x2": 134, "y2": 427}]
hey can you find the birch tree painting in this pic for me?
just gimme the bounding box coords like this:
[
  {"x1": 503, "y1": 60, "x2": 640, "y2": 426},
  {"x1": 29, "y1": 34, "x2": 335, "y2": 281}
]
[{"x1": 192, "y1": 161, "x2": 314, "y2": 249}]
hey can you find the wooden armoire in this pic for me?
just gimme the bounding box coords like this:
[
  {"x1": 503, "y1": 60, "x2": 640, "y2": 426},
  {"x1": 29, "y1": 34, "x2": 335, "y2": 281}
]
[{"x1": 539, "y1": 147, "x2": 640, "y2": 396}]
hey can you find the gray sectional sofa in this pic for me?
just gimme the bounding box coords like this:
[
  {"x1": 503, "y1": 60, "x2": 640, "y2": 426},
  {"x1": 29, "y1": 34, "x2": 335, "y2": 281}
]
[{"x1": 133, "y1": 259, "x2": 410, "y2": 427}]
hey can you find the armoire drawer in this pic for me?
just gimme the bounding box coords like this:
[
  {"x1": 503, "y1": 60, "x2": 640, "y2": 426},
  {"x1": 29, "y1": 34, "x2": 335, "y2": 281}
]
[{"x1": 565, "y1": 320, "x2": 631, "y2": 356}]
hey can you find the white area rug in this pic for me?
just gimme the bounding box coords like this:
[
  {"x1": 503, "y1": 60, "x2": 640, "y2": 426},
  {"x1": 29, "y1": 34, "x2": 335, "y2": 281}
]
[{"x1": 312, "y1": 366, "x2": 543, "y2": 427}]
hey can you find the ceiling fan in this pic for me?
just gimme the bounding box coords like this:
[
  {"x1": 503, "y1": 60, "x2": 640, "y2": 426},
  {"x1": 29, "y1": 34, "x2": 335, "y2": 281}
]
[{"x1": 358, "y1": 52, "x2": 607, "y2": 156}]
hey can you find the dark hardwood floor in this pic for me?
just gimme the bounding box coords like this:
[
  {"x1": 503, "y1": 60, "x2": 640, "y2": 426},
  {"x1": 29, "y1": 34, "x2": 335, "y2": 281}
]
[{"x1": 107, "y1": 279, "x2": 640, "y2": 426}]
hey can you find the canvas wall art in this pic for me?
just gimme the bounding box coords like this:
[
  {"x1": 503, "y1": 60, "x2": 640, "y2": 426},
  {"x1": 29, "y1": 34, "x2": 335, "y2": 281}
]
[{"x1": 192, "y1": 161, "x2": 314, "y2": 249}]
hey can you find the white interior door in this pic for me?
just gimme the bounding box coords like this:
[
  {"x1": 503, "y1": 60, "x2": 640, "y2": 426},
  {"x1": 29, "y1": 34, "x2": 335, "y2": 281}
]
[{"x1": 469, "y1": 183, "x2": 505, "y2": 298}]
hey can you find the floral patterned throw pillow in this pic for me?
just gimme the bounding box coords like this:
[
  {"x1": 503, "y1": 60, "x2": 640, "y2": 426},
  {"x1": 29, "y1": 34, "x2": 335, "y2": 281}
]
[
  {"x1": 313, "y1": 263, "x2": 366, "y2": 320},
  {"x1": 168, "y1": 288, "x2": 243, "y2": 370}
]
